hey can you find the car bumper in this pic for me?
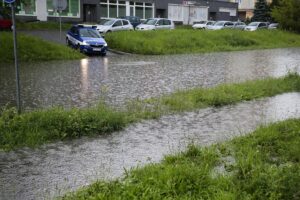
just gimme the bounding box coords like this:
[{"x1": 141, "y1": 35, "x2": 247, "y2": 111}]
[{"x1": 80, "y1": 45, "x2": 108, "y2": 54}]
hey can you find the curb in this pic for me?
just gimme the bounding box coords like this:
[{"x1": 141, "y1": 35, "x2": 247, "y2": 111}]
[{"x1": 108, "y1": 48, "x2": 132, "y2": 55}]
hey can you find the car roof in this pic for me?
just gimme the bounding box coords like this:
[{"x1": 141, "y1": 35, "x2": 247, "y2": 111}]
[
  {"x1": 72, "y1": 25, "x2": 97, "y2": 29},
  {"x1": 147, "y1": 18, "x2": 170, "y2": 20}
]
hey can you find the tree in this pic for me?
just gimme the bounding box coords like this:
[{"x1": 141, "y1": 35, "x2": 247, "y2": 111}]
[
  {"x1": 272, "y1": 0, "x2": 300, "y2": 33},
  {"x1": 252, "y1": 0, "x2": 271, "y2": 22}
]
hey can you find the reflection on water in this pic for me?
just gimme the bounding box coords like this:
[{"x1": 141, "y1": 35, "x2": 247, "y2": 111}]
[
  {"x1": 0, "y1": 93, "x2": 299, "y2": 200},
  {"x1": 0, "y1": 48, "x2": 299, "y2": 110}
]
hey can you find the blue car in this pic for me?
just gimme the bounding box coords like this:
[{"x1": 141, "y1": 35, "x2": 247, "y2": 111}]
[{"x1": 66, "y1": 25, "x2": 108, "y2": 56}]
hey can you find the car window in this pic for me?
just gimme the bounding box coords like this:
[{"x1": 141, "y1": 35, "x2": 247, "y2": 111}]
[
  {"x1": 225, "y1": 22, "x2": 233, "y2": 26},
  {"x1": 248, "y1": 22, "x2": 259, "y2": 26},
  {"x1": 99, "y1": 19, "x2": 115, "y2": 26},
  {"x1": 143, "y1": 19, "x2": 157, "y2": 25},
  {"x1": 113, "y1": 20, "x2": 122, "y2": 27},
  {"x1": 258, "y1": 23, "x2": 266, "y2": 27},
  {"x1": 207, "y1": 21, "x2": 213, "y2": 25},
  {"x1": 215, "y1": 21, "x2": 225, "y2": 26},
  {"x1": 157, "y1": 20, "x2": 164, "y2": 26},
  {"x1": 79, "y1": 29, "x2": 101, "y2": 38},
  {"x1": 122, "y1": 20, "x2": 128, "y2": 25},
  {"x1": 163, "y1": 19, "x2": 171, "y2": 25}
]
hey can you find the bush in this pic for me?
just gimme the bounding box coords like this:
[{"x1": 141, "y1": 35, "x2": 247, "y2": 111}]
[{"x1": 271, "y1": 0, "x2": 300, "y2": 33}]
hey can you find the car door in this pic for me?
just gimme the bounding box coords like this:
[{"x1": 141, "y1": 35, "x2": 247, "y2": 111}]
[
  {"x1": 163, "y1": 19, "x2": 172, "y2": 29},
  {"x1": 122, "y1": 20, "x2": 131, "y2": 31},
  {"x1": 111, "y1": 20, "x2": 123, "y2": 32},
  {"x1": 155, "y1": 19, "x2": 164, "y2": 30},
  {"x1": 68, "y1": 27, "x2": 78, "y2": 45}
]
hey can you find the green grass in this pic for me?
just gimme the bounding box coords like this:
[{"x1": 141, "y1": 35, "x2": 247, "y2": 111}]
[
  {"x1": 0, "y1": 32, "x2": 84, "y2": 63},
  {"x1": 17, "y1": 21, "x2": 73, "y2": 31},
  {"x1": 105, "y1": 29, "x2": 300, "y2": 54},
  {"x1": 62, "y1": 118, "x2": 300, "y2": 200},
  {"x1": 1, "y1": 74, "x2": 299, "y2": 150}
]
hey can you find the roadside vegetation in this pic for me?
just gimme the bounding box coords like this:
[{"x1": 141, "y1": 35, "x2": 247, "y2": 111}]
[
  {"x1": 1, "y1": 74, "x2": 299, "y2": 150},
  {"x1": 17, "y1": 21, "x2": 73, "y2": 31},
  {"x1": 0, "y1": 32, "x2": 84, "y2": 63},
  {"x1": 105, "y1": 29, "x2": 300, "y2": 55},
  {"x1": 63, "y1": 118, "x2": 300, "y2": 200}
]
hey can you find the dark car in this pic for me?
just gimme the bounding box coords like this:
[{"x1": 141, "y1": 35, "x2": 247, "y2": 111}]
[
  {"x1": 0, "y1": 12, "x2": 12, "y2": 30},
  {"x1": 119, "y1": 16, "x2": 141, "y2": 28},
  {"x1": 66, "y1": 25, "x2": 108, "y2": 56}
]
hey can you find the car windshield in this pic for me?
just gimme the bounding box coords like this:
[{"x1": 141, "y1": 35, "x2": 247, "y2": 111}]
[
  {"x1": 214, "y1": 21, "x2": 225, "y2": 26},
  {"x1": 248, "y1": 22, "x2": 259, "y2": 26},
  {"x1": 143, "y1": 19, "x2": 157, "y2": 25},
  {"x1": 99, "y1": 19, "x2": 115, "y2": 26},
  {"x1": 79, "y1": 29, "x2": 101, "y2": 38}
]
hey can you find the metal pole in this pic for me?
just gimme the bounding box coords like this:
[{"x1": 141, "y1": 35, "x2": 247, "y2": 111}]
[
  {"x1": 11, "y1": 2, "x2": 21, "y2": 114},
  {"x1": 59, "y1": 11, "x2": 62, "y2": 41}
]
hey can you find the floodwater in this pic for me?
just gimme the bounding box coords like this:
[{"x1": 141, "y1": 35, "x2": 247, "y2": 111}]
[
  {"x1": 1, "y1": 92, "x2": 300, "y2": 200},
  {"x1": 0, "y1": 48, "x2": 300, "y2": 110}
]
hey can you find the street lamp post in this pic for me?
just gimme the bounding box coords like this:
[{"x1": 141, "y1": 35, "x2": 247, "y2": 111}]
[{"x1": 4, "y1": 0, "x2": 21, "y2": 113}]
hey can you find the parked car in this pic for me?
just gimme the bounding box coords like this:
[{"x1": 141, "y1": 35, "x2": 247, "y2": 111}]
[
  {"x1": 66, "y1": 25, "x2": 108, "y2": 55},
  {"x1": 119, "y1": 16, "x2": 141, "y2": 29},
  {"x1": 268, "y1": 23, "x2": 279, "y2": 30},
  {"x1": 135, "y1": 18, "x2": 175, "y2": 31},
  {"x1": 232, "y1": 21, "x2": 246, "y2": 30},
  {"x1": 0, "y1": 12, "x2": 12, "y2": 30},
  {"x1": 206, "y1": 21, "x2": 234, "y2": 30},
  {"x1": 95, "y1": 18, "x2": 133, "y2": 34},
  {"x1": 244, "y1": 22, "x2": 268, "y2": 31},
  {"x1": 192, "y1": 21, "x2": 215, "y2": 29}
]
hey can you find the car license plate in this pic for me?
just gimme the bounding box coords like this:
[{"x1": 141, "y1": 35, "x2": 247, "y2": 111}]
[{"x1": 93, "y1": 48, "x2": 101, "y2": 51}]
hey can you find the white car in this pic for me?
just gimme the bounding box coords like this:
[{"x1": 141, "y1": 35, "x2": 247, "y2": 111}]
[
  {"x1": 244, "y1": 22, "x2": 268, "y2": 31},
  {"x1": 232, "y1": 22, "x2": 247, "y2": 30},
  {"x1": 192, "y1": 21, "x2": 215, "y2": 29},
  {"x1": 206, "y1": 21, "x2": 234, "y2": 30},
  {"x1": 135, "y1": 18, "x2": 175, "y2": 31},
  {"x1": 95, "y1": 18, "x2": 133, "y2": 34}
]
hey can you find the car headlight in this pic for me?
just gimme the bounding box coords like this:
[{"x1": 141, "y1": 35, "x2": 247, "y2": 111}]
[
  {"x1": 82, "y1": 41, "x2": 89, "y2": 45},
  {"x1": 104, "y1": 43, "x2": 108, "y2": 47}
]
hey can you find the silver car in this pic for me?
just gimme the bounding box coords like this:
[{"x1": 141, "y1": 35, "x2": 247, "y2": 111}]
[
  {"x1": 268, "y1": 23, "x2": 279, "y2": 30},
  {"x1": 192, "y1": 21, "x2": 215, "y2": 29},
  {"x1": 244, "y1": 22, "x2": 268, "y2": 31},
  {"x1": 95, "y1": 18, "x2": 133, "y2": 34},
  {"x1": 135, "y1": 18, "x2": 175, "y2": 31},
  {"x1": 206, "y1": 21, "x2": 234, "y2": 30},
  {"x1": 232, "y1": 22, "x2": 246, "y2": 30}
]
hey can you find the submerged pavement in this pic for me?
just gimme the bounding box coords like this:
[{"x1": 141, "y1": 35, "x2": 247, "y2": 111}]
[
  {"x1": 0, "y1": 93, "x2": 300, "y2": 200},
  {"x1": 0, "y1": 48, "x2": 300, "y2": 110}
]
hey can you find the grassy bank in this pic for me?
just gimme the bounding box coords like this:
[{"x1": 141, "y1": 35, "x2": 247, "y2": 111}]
[
  {"x1": 62, "y1": 118, "x2": 300, "y2": 199},
  {"x1": 0, "y1": 32, "x2": 84, "y2": 63},
  {"x1": 1, "y1": 74, "x2": 299, "y2": 150},
  {"x1": 105, "y1": 29, "x2": 300, "y2": 54},
  {"x1": 17, "y1": 21, "x2": 73, "y2": 31}
]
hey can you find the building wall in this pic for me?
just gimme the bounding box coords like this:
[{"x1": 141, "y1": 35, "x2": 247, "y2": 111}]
[
  {"x1": 11, "y1": 0, "x2": 238, "y2": 22},
  {"x1": 238, "y1": 0, "x2": 272, "y2": 20}
]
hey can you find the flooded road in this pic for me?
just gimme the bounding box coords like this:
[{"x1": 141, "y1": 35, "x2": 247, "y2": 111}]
[
  {"x1": 1, "y1": 48, "x2": 300, "y2": 110},
  {"x1": 1, "y1": 92, "x2": 300, "y2": 200}
]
